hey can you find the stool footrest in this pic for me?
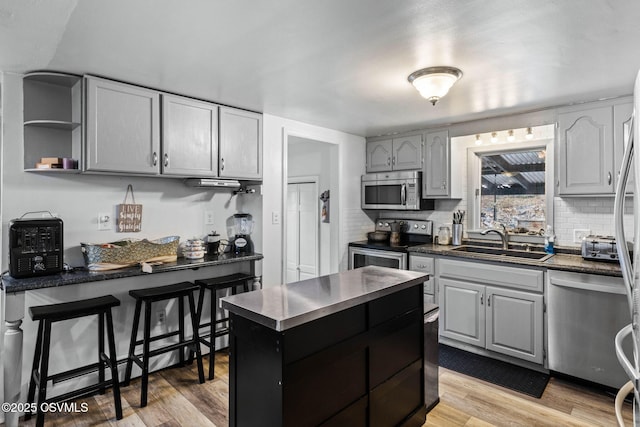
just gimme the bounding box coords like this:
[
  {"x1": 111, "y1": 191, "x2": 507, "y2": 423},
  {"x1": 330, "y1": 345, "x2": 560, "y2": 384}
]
[
  {"x1": 134, "y1": 330, "x2": 180, "y2": 346},
  {"x1": 131, "y1": 341, "x2": 195, "y2": 362},
  {"x1": 50, "y1": 361, "x2": 104, "y2": 385},
  {"x1": 45, "y1": 379, "x2": 117, "y2": 404}
]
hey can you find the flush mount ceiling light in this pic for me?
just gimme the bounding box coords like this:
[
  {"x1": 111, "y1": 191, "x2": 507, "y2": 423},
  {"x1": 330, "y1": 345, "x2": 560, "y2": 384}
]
[{"x1": 407, "y1": 66, "x2": 463, "y2": 105}]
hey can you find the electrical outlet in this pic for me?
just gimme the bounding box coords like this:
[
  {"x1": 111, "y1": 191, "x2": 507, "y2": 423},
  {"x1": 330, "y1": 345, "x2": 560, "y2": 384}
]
[
  {"x1": 204, "y1": 211, "x2": 215, "y2": 225},
  {"x1": 157, "y1": 309, "x2": 166, "y2": 325},
  {"x1": 98, "y1": 212, "x2": 112, "y2": 231},
  {"x1": 573, "y1": 229, "x2": 591, "y2": 243}
]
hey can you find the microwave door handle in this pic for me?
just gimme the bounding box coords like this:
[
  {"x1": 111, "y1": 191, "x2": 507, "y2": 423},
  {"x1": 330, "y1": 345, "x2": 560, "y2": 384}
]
[{"x1": 401, "y1": 183, "x2": 407, "y2": 205}]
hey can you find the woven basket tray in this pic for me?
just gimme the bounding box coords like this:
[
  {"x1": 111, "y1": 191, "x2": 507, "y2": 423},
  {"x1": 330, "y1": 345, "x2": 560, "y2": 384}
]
[{"x1": 81, "y1": 236, "x2": 180, "y2": 270}]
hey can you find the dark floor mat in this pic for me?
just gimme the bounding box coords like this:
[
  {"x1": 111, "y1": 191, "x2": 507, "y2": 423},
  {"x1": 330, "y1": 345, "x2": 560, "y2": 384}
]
[{"x1": 439, "y1": 344, "x2": 550, "y2": 398}]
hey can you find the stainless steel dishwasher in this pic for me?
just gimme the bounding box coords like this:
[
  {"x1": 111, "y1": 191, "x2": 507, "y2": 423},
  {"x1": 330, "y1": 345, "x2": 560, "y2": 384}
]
[{"x1": 548, "y1": 270, "x2": 632, "y2": 389}]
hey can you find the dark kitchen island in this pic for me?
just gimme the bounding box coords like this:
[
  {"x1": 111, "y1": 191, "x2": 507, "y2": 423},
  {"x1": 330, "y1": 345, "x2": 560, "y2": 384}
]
[{"x1": 221, "y1": 266, "x2": 429, "y2": 427}]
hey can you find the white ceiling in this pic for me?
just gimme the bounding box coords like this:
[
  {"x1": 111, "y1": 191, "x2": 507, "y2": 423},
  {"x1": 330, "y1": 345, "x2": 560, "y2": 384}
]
[{"x1": 1, "y1": 0, "x2": 640, "y2": 137}]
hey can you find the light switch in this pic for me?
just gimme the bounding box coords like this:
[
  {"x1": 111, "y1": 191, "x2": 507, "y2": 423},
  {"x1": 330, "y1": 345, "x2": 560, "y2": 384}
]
[{"x1": 272, "y1": 211, "x2": 281, "y2": 225}]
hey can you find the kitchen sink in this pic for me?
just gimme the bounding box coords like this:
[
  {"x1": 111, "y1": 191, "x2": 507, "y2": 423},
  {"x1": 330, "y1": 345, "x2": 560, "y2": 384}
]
[{"x1": 448, "y1": 245, "x2": 553, "y2": 261}]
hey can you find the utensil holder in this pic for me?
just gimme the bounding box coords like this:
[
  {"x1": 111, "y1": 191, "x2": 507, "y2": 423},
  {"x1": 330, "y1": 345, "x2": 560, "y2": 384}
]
[{"x1": 452, "y1": 224, "x2": 463, "y2": 246}]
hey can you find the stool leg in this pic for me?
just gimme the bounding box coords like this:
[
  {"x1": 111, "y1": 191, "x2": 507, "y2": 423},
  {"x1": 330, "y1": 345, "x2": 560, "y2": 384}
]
[
  {"x1": 244, "y1": 278, "x2": 251, "y2": 293},
  {"x1": 25, "y1": 320, "x2": 44, "y2": 420},
  {"x1": 179, "y1": 296, "x2": 185, "y2": 365},
  {"x1": 188, "y1": 291, "x2": 205, "y2": 384},
  {"x1": 141, "y1": 300, "x2": 152, "y2": 407},
  {"x1": 35, "y1": 320, "x2": 52, "y2": 427},
  {"x1": 106, "y1": 309, "x2": 123, "y2": 420},
  {"x1": 209, "y1": 286, "x2": 216, "y2": 380},
  {"x1": 98, "y1": 312, "x2": 105, "y2": 394},
  {"x1": 124, "y1": 299, "x2": 142, "y2": 386},
  {"x1": 187, "y1": 286, "x2": 206, "y2": 364}
]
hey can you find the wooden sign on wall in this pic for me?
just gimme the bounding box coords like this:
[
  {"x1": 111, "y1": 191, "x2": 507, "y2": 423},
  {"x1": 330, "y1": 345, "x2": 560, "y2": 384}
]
[{"x1": 116, "y1": 184, "x2": 143, "y2": 232}]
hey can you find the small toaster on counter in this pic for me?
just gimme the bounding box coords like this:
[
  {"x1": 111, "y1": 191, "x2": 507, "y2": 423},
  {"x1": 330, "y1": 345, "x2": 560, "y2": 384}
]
[{"x1": 581, "y1": 235, "x2": 629, "y2": 262}]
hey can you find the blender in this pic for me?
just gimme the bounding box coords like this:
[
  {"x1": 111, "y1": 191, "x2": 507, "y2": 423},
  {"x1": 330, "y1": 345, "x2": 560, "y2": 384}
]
[{"x1": 229, "y1": 213, "x2": 254, "y2": 254}]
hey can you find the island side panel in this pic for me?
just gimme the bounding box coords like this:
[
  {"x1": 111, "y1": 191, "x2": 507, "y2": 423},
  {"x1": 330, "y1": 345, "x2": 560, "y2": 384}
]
[{"x1": 229, "y1": 314, "x2": 283, "y2": 427}]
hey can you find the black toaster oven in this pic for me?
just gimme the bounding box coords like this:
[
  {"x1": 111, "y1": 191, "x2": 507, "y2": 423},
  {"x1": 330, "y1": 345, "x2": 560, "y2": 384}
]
[{"x1": 9, "y1": 217, "x2": 64, "y2": 278}]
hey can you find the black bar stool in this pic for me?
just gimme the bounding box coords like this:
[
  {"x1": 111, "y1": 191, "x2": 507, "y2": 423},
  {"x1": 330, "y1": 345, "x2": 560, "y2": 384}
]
[
  {"x1": 123, "y1": 281, "x2": 204, "y2": 407},
  {"x1": 190, "y1": 273, "x2": 253, "y2": 379},
  {"x1": 25, "y1": 295, "x2": 123, "y2": 427}
]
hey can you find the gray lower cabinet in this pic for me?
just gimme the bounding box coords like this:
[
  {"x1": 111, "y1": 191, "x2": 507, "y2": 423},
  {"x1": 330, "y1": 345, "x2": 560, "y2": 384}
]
[
  {"x1": 161, "y1": 94, "x2": 218, "y2": 177},
  {"x1": 85, "y1": 76, "x2": 161, "y2": 174},
  {"x1": 438, "y1": 258, "x2": 544, "y2": 365},
  {"x1": 219, "y1": 106, "x2": 262, "y2": 180}
]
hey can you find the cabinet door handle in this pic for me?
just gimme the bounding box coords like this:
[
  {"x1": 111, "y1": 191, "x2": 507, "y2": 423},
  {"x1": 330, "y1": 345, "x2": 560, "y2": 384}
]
[
  {"x1": 487, "y1": 295, "x2": 491, "y2": 307},
  {"x1": 392, "y1": 156, "x2": 396, "y2": 165},
  {"x1": 221, "y1": 158, "x2": 225, "y2": 171},
  {"x1": 152, "y1": 152, "x2": 158, "y2": 166},
  {"x1": 164, "y1": 153, "x2": 169, "y2": 167},
  {"x1": 608, "y1": 172, "x2": 612, "y2": 185},
  {"x1": 480, "y1": 294, "x2": 484, "y2": 305},
  {"x1": 387, "y1": 157, "x2": 391, "y2": 166}
]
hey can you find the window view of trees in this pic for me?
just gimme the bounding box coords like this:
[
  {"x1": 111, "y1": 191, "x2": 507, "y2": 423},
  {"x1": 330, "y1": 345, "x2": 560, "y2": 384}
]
[{"x1": 480, "y1": 149, "x2": 546, "y2": 234}]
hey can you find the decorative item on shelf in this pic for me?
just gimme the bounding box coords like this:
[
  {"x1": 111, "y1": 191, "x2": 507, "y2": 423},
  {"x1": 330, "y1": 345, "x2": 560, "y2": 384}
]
[
  {"x1": 320, "y1": 190, "x2": 330, "y2": 223},
  {"x1": 62, "y1": 158, "x2": 78, "y2": 169},
  {"x1": 116, "y1": 184, "x2": 143, "y2": 232},
  {"x1": 80, "y1": 236, "x2": 180, "y2": 270},
  {"x1": 407, "y1": 66, "x2": 463, "y2": 105},
  {"x1": 452, "y1": 210, "x2": 465, "y2": 246},
  {"x1": 35, "y1": 157, "x2": 63, "y2": 169}
]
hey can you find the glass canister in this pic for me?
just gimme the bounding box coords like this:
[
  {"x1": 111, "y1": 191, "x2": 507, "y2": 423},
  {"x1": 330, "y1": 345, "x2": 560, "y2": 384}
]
[{"x1": 438, "y1": 226, "x2": 451, "y2": 245}]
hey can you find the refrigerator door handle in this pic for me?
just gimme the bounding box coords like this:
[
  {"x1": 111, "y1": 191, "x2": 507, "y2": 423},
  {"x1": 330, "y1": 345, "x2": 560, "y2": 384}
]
[{"x1": 614, "y1": 116, "x2": 634, "y2": 312}]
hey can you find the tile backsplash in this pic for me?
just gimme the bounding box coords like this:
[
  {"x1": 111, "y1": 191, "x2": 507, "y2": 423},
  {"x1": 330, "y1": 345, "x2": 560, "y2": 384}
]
[{"x1": 554, "y1": 196, "x2": 634, "y2": 246}]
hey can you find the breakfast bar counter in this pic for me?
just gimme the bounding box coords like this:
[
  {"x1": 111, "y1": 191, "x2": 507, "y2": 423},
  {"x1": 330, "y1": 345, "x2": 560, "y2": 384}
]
[
  {"x1": 221, "y1": 266, "x2": 429, "y2": 427},
  {"x1": 1, "y1": 252, "x2": 262, "y2": 427}
]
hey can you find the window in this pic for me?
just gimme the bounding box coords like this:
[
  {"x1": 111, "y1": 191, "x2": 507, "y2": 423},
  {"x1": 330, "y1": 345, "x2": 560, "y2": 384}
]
[
  {"x1": 479, "y1": 149, "x2": 546, "y2": 233},
  {"x1": 465, "y1": 124, "x2": 554, "y2": 236}
]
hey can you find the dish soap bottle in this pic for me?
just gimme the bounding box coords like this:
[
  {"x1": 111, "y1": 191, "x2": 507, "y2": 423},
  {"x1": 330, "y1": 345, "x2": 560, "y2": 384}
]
[{"x1": 544, "y1": 225, "x2": 555, "y2": 254}]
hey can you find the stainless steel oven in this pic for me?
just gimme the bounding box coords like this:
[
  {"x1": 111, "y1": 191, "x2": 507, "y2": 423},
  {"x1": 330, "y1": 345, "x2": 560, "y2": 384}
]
[
  {"x1": 348, "y1": 246, "x2": 408, "y2": 270},
  {"x1": 361, "y1": 171, "x2": 433, "y2": 211}
]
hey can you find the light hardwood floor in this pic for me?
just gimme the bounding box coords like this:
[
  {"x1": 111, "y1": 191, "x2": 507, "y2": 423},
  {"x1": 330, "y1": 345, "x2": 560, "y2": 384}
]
[{"x1": 11, "y1": 351, "x2": 634, "y2": 426}]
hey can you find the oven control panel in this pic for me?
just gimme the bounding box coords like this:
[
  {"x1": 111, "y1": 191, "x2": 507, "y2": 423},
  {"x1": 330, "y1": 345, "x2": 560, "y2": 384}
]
[{"x1": 375, "y1": 219, "x2": 432, "y2": 236}]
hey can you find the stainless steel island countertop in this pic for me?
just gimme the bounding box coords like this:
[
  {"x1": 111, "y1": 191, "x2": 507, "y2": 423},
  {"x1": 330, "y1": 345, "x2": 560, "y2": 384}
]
[{"x1": 221, "y1": 266, "x2": 428, "y2": 331}]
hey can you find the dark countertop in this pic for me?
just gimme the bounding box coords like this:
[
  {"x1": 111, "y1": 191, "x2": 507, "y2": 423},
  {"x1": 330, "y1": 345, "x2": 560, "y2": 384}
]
[
  {"x1": 1, "y1": 252, "x2": 263, "y2": 293},
  {"x1": 221, "y1": 266, "x2": 428, "y2": 331},
  {"x1": 407, "y1": 243, "x2": 622, "y2": 277}
]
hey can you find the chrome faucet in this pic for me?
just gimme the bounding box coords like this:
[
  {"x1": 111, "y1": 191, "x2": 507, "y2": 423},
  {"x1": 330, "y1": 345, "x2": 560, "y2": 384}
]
[{"x1": 481, "y1": 226, "x2": 509, "y2": 250}]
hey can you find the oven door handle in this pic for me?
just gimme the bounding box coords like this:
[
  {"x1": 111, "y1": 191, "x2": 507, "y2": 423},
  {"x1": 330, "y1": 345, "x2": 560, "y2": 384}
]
[{"x1": 401, "y1": 183, "x2": 407, "y2": 206}]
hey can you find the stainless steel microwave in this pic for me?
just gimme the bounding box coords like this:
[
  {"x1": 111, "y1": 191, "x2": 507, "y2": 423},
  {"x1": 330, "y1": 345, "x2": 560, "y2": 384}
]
[{"x1": 361, "y1": 171, "x2": 433, "y2": 210}]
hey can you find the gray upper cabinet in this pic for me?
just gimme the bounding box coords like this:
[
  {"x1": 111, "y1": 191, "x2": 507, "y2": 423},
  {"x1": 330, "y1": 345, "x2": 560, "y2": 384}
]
[
  {"x1": 393, "y1": 135, "x2": 423, "y2": 170},
  {"x1": 366, "y1": 135, "x2": 422, "y2": 172},
  {"x1": 557, "y1": 105, "x2": 614, "y2": 195},
  {"x1": 162, "y1": 94, "x2": 218, "y2": 177},
  {"x1": 366, "y1": 139, "x2": 393, "y2": 172},
  {"x1": 219, "y1": 107, "x2": 262, "y2": 180},
  {"x1": 423, "y1": 130, "x2": 450, "y2": 198},
  {"x1": 85, "y1": 76, "x2": 160, "y2": 174}
]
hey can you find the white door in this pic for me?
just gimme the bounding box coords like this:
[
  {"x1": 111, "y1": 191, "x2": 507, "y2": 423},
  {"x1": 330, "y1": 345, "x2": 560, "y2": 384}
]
[{"x1": 286, "y1": 182, "x2": 319, "y2": 283}]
